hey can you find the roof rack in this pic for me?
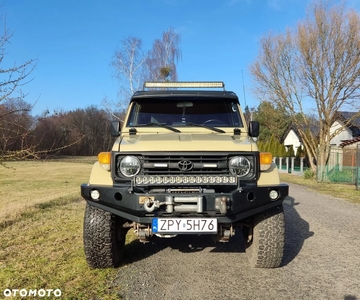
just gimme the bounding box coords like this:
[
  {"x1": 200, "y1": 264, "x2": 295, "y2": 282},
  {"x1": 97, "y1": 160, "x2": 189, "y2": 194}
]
[{"x1": 143, "y1": 81, "x2": 225, "y2": 90}]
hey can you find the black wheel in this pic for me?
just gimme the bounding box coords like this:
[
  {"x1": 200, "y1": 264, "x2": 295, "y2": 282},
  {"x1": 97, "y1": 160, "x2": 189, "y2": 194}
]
[
  {"x1": 245, "y1": 205, "x2": 285, "y2": 268},
  {"x1": 83, "y1": 203, "x2": 127, "y2": 268}
]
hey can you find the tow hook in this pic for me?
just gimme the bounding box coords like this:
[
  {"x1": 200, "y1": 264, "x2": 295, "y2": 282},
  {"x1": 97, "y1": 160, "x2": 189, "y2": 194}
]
[{"x1": 144, "y1": 198, "x2": 160, "y2": 212}]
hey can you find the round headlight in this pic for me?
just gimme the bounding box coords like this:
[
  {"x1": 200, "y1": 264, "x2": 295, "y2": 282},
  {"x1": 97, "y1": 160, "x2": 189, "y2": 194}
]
[
  {"x1": 119, "y1": 156, "x2": 141, "y2": 177},
  {"x1": 229, "y1": 156, "x2": 251, "y2": 177}
]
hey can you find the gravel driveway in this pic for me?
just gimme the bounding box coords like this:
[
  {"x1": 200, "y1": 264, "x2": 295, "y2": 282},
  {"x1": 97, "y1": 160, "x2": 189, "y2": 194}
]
[{"x1": 112, "y1": 183, "x2": 360, "y2": 300}]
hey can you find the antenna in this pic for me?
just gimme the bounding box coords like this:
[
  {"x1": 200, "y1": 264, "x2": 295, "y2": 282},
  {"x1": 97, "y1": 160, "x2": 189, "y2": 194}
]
[{"x1": 241, "y1": 70, "x2": 247, "y2": 107}]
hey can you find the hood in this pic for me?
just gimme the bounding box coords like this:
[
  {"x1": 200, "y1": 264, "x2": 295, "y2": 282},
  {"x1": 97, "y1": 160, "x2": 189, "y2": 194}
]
[{"x1": 113, "y1": 133, "x2": 256, "y2": 152}]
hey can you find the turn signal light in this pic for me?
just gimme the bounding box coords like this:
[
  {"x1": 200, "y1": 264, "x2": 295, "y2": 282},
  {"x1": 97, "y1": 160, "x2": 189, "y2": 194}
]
[
  {"x1": 260, "y1": 152, "x2": 272, "y2": 171},
  {"x1": 98, "y1": 152, "x2": 111, "y2": 171}
]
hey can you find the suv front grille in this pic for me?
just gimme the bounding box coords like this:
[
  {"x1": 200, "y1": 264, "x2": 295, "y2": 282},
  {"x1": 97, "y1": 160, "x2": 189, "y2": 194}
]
[
  {"x1": 142, "y1": 155, "x2": 228, "y2": 175},
  {"x1": 113, "y1": 152, "x2": 257, "y2": 185}
]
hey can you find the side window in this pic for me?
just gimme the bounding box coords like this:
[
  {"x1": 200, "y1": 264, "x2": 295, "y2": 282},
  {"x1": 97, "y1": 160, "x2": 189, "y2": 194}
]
[
  {"x1": 127, "y1": 103, "x2": 140, "y2": 126},
  {"x1": 230, "y1": 102, "x2": 242, "y2": 127}
]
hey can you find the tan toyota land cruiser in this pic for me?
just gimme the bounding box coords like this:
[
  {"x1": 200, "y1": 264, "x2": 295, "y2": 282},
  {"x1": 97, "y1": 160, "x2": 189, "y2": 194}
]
[{"x1": 81, "y1": 81, "x2": 289, "y2": 269}]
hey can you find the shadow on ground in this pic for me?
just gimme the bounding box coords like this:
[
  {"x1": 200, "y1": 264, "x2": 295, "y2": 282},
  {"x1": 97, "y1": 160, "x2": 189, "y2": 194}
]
[
  {"x1": 121, "y1": 196, "x2": 314, "y2": 267},
  {"x1": 282, "y1": 196, "x2": 314, "y2": 266}
]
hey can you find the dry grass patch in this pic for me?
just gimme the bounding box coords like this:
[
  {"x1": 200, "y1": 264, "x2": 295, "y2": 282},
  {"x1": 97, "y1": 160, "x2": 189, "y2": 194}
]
[
  {"x1": 0, "y1": 160, "x2": 93, "y2": 223},
  {"x1": 0, "y1": 198, "x2": 120, "y2": 299}
]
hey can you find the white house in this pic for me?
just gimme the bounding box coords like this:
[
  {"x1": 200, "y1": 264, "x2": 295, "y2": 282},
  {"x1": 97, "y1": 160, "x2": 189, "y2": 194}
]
[
  {"x1": 283, "y1": 127, "x2": 302, "y2": 156},
  {"x1": 330, "y1": 120, "x2": 353, "y2": 146},
  {"x1": 282, "y1": 111, "x2": 360, "y2": 152},
  {"x1": 330, "y1": 112, "x2": 360, "y2": 146}
]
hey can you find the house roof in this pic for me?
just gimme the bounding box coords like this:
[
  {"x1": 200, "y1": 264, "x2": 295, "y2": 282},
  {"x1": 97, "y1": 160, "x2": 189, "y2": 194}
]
[
  {"x1": 334, "y1": 111, "x2": 360, "y2": 137},
  {"x1": 281, "y1": 111, "x2": 360, "y2": 144},
  {"x1": 340, "y1": 136, "x2": 360, "y2": 148},
  {"x1": 336, "y1": 111, "x2": 360, "y2": 125},
  {"x1": 281, "y1": 122, "x2": 319, "y2": 143},
  {"x1": 281, "y1": 125, "x2": 298, "y2": 143}
]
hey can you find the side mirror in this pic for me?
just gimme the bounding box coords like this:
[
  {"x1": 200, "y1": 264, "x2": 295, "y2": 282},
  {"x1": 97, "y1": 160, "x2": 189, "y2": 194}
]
[
  {"x1": 111, "y1": 121, "x2": 121, "y2": 137},
  {"x1": 248, "y1": 121, "x2": 259, "y2": 138}
]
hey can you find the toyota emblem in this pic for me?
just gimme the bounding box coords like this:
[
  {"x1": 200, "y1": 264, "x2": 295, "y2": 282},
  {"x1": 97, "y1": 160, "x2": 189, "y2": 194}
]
[{"x1": 178, "y1": 160, "x2": 193, "y2": 171}]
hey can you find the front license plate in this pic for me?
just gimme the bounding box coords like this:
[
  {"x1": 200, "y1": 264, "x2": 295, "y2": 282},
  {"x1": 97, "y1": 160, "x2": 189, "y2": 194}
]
[{"x1": 152, "y1": 218, "x2": 217, "y2": 233}]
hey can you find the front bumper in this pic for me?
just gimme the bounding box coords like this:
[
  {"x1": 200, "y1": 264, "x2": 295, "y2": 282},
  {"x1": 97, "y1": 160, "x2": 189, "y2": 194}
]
[{"x1": 81, "y1": 183, "x2": 289, "y2": 224}]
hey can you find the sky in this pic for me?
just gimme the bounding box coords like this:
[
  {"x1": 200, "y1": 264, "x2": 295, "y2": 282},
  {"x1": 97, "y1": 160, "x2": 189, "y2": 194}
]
[{"x1": 2, "y1": 0, "x2": 360, "y2": 116}]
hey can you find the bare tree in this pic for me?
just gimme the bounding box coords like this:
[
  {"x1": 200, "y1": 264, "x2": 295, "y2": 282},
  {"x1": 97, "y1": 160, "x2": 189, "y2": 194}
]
[
  {"x1": 0, "y1": 18, "x2": 85, "y2": 161},
  {"x1": 110, "y1": 29, "x2": 181, "y2": 121},
  {"x1": 112, "y1": 37, "x2": 147, "y2": 99},
  {"x1": 109, "y1": 37, "x2": 147, "y2": 122},
  {"x1": 0, "y1": 38, "x2": 36, "y2": 103},
  {"x1": 250, "y1": 1, "x2": 360, "y2": 176},
  {"x1": 0, "y1": 98, "x2": 34, "y2": 156},
  {"x1": 0, "y1": 18, "x2": 37, "y2": 161},
  {"x1": 146, "y1": 27, "x2": 181, "y2": 82},
  {"x1": 63, "y1": 107, "x2": 114, "y2": 155}
]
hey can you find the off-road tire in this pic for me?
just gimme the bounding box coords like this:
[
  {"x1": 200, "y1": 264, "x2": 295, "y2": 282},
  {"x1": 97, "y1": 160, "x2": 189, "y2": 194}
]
[
  {"x1": 83, "y1": 203, "x2": 126, "y2": 268},
  {"x1": 246, "y1": 205, "x2": 285, "y2": 268}
]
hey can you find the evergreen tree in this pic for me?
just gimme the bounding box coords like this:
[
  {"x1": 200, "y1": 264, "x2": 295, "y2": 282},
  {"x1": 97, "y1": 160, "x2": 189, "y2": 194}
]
[
  {"x1": 257, "y1": 140, "x2": 265, "y2": 152},
  {"x1": 280, "y1": 144, "x2": 287, "y2": 157},
  {"x1": 252, "y1": 101, "x2": 291, "y2": 143},
  {"x1": 244, "y1": 105, "x2": 252, "y2": 125},
  {"x1": 287, "y1": 145, "x2": 295, "y2": 157},
  {"x1": 296, "y1": 145, "x2": 306, "y2": 158}
]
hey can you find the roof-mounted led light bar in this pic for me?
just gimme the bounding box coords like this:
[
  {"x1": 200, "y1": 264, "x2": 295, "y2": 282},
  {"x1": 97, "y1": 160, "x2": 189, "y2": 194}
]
[{"x1": 144, "y1": 81, "x2": 225, "y2": 89}]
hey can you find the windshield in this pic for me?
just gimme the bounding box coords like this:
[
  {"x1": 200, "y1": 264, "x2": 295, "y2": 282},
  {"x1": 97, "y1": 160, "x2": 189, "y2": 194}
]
[{"x1": 126, "y1": 99, "x2": 243, "y2": 128}]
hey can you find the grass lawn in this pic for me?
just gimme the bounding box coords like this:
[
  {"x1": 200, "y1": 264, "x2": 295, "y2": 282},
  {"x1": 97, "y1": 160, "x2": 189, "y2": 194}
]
[
  {"x1": 0, "y1": 159, "x2": 95, "y2": 224},
  {"x1": 280, "y1": 173, "x2": 360, "y2": 204},
  {"x1": 0, "y1": 158, "x2": 124, "y2": 299}
]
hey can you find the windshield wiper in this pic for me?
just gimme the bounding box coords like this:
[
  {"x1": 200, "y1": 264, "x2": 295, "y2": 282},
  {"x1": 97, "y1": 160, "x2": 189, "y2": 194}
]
[
  {"x1": 143, "y1": 122, "x2": 181, "y2": 133},
  {"x1": 186, "y1": 122, "x2": 225, "y2": 133}
]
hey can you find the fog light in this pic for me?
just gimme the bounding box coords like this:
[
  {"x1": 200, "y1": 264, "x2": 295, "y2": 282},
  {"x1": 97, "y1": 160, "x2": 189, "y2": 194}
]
[
  {"x1": 143, "y1": 177, "x2": 149, "y2": 184},
  {"x1": 269, "y1": 190, "x2": 279, "y2": 200},
  {"x1": 149, "y1": 176, "x2": 156, "y2": 184},
  {"x1": 229, "y1": 177, "x2": 236, "y2": 184},
  {"x1": 90, "y1": 190, "x2": 100, "y2": 200}
]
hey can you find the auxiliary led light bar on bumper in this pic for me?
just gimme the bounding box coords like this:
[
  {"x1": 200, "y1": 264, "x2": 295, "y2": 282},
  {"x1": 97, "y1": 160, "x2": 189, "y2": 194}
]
[{"x1": 134, "y1": 175, "x2": 238, "y2": 186}]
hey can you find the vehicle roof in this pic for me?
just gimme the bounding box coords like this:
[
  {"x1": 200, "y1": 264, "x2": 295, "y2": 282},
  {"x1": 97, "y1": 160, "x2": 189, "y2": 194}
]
[{"x1": 130, "y1": 90, "x2": 239, "y2": 102}]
